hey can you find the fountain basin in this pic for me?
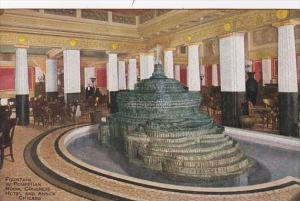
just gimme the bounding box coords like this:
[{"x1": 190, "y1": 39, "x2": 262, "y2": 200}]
[
  {"x1": 64, "y1": 125, "x2": 300, "y2": 188},
  {"x1": 24, "y1": 124, "x2": 300, "y2": 200}
]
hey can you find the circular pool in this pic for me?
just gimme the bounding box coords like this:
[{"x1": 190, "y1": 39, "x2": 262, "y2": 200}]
[{"x1": 24, "y1": 124, "x2": 300, "y2": 201}]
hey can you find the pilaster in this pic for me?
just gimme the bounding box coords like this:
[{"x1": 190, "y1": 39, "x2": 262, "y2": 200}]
[
  {"x1": 46, "y1": 59, "x2": 58, "y2": 98},
  {"x1": 128, "y1": 58, "x2": 137, "y2": 90},
  {"x1": 63, "y1": 49, "x2": 81, "y2": 104},
  {"x1": 118, "y1": 60, "x2": 126, "y2": 90},
  {"x1": 187, "y1": 44, "x2": 201, "y2": 91},
  {"x1": 15, "y1": 45, "x2": 29, "y2": 125},
  {"x1": 276, "y1": 22, "x2": 299, "y2": 137},
  {"x1": 164, "y1": 48, "x2": 175, "y2": 79},
  {"x1": 219, "y1": 32, "x2": 246, "y2": 127}
]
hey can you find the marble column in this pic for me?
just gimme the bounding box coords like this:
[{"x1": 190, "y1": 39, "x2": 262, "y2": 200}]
[
  {"x1": 118, "y1": 60, "x2": 126, "y2": 90},
  {"x1": 212, "y1": 64, "x2": 219, "y2": 87},
  {"x1": 15, "y1": 47, "x2": 29, "y2": 125},
  {"x1": 276, "y1": 23, "x2": 299, "y2": 137},
  {"x1": 219, "y1": 33, "x2": 246, "y2": 127},
  {"x1": 63, "y1": 49, "x2": 81, "y2": 104},
  {"x1": 175, "y1": 64, "x2": 181, "y2": 82},
  {"x1": 147, "y1": 54, "x2": 155, "y2": 78},
  {"x1": 107, "y1": 53, "x2": 119, "y2": 113},
  {"x1": 140, "y1": 53, "x2": 154, "y2": 80},
  {"x1": 262, "y1": 58, "x2": 272, "y2": 86},
  {"x1": 187, "y1": 44, "x2": 201, "y2": 91},
  {"x1": 200, "y1": 64, "x2": 206, "y2": 86},
  {"x1": 164, "y1": 49, "x2": 174, "y2": 79},
  {"x1": 128, "y1": 58, "x2": 137, "y2": 90},
  {"x1": 46, "y1": 59, "x2": 58, "y2": 98}
]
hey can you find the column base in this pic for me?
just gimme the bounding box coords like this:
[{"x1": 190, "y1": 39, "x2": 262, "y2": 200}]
[
  {"x1": 221, "y1": 92, "x2": 246, "y2": 127},
  {"x1": 109, "y1": 91, "x2": 118, "y2": 113},
  {"x1": 16, "y1": 94, "x2": 29, "y2": 126},
  {"x1": 46, "y1": 92, "x2": 58, "y2": 100},
  {"x1": 65, "y1": 93, "x2": 81, "y2": 105},
  {"x1": 278, "y1": 92, "x2": 299, "y2": 137}
]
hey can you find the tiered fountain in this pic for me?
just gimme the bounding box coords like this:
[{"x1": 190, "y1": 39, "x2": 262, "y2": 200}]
[{"x1": 99, "y1": 47, "x2": 250, "y2": 180}]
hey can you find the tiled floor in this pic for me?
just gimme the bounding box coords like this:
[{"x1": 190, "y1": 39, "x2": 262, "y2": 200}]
[
  {"x1": 1, "y1": 121, "x2": 300, "y2": 201},
  {"x1": 0, "y1": 124, "x2": 89, "y2": 201}
]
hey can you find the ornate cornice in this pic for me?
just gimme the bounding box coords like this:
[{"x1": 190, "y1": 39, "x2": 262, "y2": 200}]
[
  {"x1": 0, "y1": 12, "x2": 140, "y2": 40},
  {"x1": 166, "y1": 10, "x2": 298, "y2": 48},
  {"x1": 0, "y1": 32, "x2": 146, "y2": 54},
  {"x1": 1, "y1": 10, "x2": 299, "y2": 60}
]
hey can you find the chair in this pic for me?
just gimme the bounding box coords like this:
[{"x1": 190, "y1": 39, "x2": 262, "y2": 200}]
[
  {"x1": 262, "y1": 99, "x2": 279, "y2": 130},
  {"x1": 32, "y1": 102, "x2": 50, "y2": 127},
  {"x1": 0, "y1": 118, "x2": 17, "y2": 169}
]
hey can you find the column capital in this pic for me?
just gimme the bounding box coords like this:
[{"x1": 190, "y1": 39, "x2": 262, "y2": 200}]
[
  {"x1": 123, "y1": 57, "x2": 138, "y2": 62},
  {"x1": 164, "y1": 48, "x2": 176, "y2": 52},
  {"x1": 218, "y1": 32, "x2": 245, "y2": 39},
  {"x1": 106, "y1": 51, "x2": 119, "y2": 54},
  {"x1": 130, "y1": 55, "x2": 139, "y2": 59},
  {"x1": 261, "y1": 56, "x2": 272, "y2": 60},
  {"x1": 187, "y1": 42, "x2": 204, "y2": 47},
  {"x1": 140, "y1": 52, "x2": 155, "y2": 56},
  {"x1": 64, "y1": 48, "x2": 81, "y2": 51},
  {"x1": 272, "y1": 19, "x2": 300, "y2": 28},
  {"x1": 14, "y1": 45, "x2": 29, "y2": 49}
]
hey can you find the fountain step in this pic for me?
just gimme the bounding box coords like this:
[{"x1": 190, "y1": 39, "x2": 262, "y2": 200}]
[
  {"x1": 148, "y1": 139, "x2": 234, "y2": 154},
  {"x1": 143, "y1": 145, "x2": 242, "y2": 165},
  {"x1": 152, "y1": 133, "x2": 226, "y2": 142},
  {"x1": 166, "y1": 152, "x2": 246, "y2": 168},
  {"x1": 151, "y1": 135, "x2": 230, "y2": 148},
  {"x1": 162, "y1": 158, "x2": 250, "y2": 180}
]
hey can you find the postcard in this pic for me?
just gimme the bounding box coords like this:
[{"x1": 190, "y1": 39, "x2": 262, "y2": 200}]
[{"x1": 0, "y1": 2, "x2": 300, "y2": 201}]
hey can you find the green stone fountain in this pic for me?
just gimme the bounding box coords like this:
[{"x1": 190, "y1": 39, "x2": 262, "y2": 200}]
[{"x1": 99, "y1": 47, "x2": 250, "y2": 180}]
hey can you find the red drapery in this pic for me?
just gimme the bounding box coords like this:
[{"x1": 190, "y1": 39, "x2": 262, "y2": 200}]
[
  {"x1": 253, "y1": 60, "x2": 262, "y2": 84},
  {"x1": 96, "y1": 68, "x2": 107, "y2": 88},
  {"x1": 0, "y1": 67, "x2": 33, "y2": 91},
  {"x1": 180, "y1": 65, "x2": 187, "y2": 86},
  {"x1": 205, "y1": 65, "x2": 212, "y2": 87}
]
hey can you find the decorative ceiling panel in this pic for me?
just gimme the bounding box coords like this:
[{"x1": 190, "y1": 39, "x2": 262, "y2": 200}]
[
  {"x1": 82, "y1": 10, "x2": 108, "y2": 21},
  {"x1": 44, "y1": 9, "x2": 76, "y2": 17},
  {"x1": 106, "y1": 9, "x2": 149, "y2": 16}
]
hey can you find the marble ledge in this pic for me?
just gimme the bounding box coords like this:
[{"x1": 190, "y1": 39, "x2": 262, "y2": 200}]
[{"x1": 225, "y1": 127, "x2": 300, "y2": 152}]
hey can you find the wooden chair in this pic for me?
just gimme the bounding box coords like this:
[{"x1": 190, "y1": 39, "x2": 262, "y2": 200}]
[
  {"x1": 32, "y1": 104, "x2": 50, "y2": 127},
  {"x1": 262, "y1": 98, "x2": 279, "y2": 130},
  {"x1": 0, "y1": 118, "x2": 17, "y2": 169}
]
